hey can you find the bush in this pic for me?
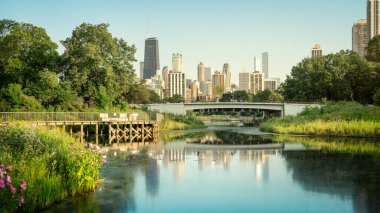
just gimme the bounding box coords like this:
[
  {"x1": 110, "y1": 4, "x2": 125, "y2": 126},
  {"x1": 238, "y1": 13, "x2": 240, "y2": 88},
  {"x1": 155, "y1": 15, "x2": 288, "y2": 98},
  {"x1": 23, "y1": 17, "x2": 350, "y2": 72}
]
[
  {"x1": 374, "y1": 89, "x2": 380, "y2": 106},
  {"x1": 0, "y1": 123, "x2": 102, "y2": 212}
]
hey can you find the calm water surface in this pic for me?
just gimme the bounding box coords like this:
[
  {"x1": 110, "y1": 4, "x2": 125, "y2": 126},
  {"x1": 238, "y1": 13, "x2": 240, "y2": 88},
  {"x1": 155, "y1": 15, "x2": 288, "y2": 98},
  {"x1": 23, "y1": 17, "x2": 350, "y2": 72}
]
[{"x1": 45, "y1": 127, "x2": 380, "y2": 213}]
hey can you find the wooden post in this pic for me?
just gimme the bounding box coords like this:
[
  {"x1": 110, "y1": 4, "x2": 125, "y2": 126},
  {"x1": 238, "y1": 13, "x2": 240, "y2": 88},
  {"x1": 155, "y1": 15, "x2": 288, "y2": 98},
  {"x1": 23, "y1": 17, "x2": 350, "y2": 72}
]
[
  {"x1": 109, "y1": 124, "x2": 112, "y2": 144},
  {"x1": 116, "y1": 122, "x2": 119, "y2": 144},
  {"x1": 96, "y1": 124, "x2": 99, "y2": 144},
  {"x1": 142, "y1": 122, "x2": 145, "y2": 143},
  {"x1": 80, "y1": 124, "x2": 84, "y2": 143},
  {"x1": 129, "y1": 123, "x2": 132, "y2": 143}
]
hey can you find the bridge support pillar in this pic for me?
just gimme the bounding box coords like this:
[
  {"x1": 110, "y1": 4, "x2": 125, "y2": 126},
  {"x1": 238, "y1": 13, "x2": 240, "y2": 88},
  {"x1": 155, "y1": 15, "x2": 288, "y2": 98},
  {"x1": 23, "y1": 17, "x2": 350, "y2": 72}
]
[
  {"x1": 80, "y1": 124, "x2": 84, "y2": 143},
  {"x1": 95, "y1": 124, "x2": 99, "y2": 144}
]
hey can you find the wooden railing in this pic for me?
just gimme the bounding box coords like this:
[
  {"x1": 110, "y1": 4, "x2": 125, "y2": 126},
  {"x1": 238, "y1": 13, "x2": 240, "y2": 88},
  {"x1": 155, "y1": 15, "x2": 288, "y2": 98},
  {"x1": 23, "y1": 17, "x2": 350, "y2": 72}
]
[{"x1": 0, "y1": 112, "x2": 151, "y2": 123}]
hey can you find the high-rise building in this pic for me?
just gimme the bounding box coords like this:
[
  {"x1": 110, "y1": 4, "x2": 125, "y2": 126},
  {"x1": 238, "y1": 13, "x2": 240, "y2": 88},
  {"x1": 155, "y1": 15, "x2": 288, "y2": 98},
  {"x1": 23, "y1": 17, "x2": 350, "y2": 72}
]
[
  {"x1": 172, "y1": 53, "x2": 183, "y2": 72},
  {"x1": 198, "y1": 62, "x2": 205, "y2": 82},
  {"x1": 186, "y1": 79, "x2": 192, "y2": 88},
  {"x1": 204, "y1": 67, "x2": 214, "y2": 82},
  {"x1": 353, "y1": 19, "x2": 368, "y2": 57},
  {"x1": 143, "y1": 37, "x2": 160, "y2": 79},
  {"x1": 139, "y1": 61, "x2": 144, "y2": 80},
  {"x1": 162, "y1": 66, "x2": 169, "y2": 89},
  {"x1": 145, "y1": 75, "x2": 165, "y2": 99},
  {"x1": 311, "y1": 44, "x2": 323, "y2": 57},
  {"x1": 250, "y1": 71, "x2": 264, "y2": 95},
  {"x1": 271, "y1": 78, "x2": 281, "y2": 89},
  {"x1": 189, "y1": 81, "x2": 199, "y2": 101},
  {"x1": 239, "y1": 72, "x2": 251, "y2": 92},
  {"x1": 368, "y1": 0, "x2": 380, "y2": 41},
  {"x1": 167, "y1": 72, "x2": 186, "y2": 99},
  {"x1": 264, "y1": 79, "x2": 277, "y2": 92},
  {"x1": 223, "y1": 63, "x2": 231, "y2": 91},
  {"x1": 212, "y1": 71, "x2": 225, "y2": 100},
  {"x1": 254, "y1": 57, "x2": 261, "y2": 71},
  {"x1": 262, "y1": 52, "x2": 269, "y2": 78}
]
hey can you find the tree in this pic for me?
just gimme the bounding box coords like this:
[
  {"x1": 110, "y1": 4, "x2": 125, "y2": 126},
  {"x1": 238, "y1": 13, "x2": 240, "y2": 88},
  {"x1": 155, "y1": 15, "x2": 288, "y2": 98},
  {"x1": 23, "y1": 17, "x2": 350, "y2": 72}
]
[
  {"x1": 280, "y1": 50, "x2": 376, "y2": 103},
  {"x1": 0, "y1": 20, "x2": 59, "y2": 88},
  {"x1": 366, "y1": 35, "x2": 380, "y2": 62},
  {"x1": 165, "y1": 94, "x2": 184, "y2": 103},
  {"x1": 253, "y1": 89, "x2": 272, "y2": 101},
  {"x1": 232, "y1": 90, "x2": 249, "y2": 102},
  {"x1": 61, "y1": 23, "x2": 136, "y2": 104},
  {"x1": 268, "y1": 92, "x2": 284, "y2": 102},
  {"x1": 94, "y1": 85, "x2": 111, "y2": 110},
  {"x1": 220, "y1": 92, "x2": 233, "y2": 102},
  {"x1": 374, "y1": 89, "x2": 380, "y2": 106}
]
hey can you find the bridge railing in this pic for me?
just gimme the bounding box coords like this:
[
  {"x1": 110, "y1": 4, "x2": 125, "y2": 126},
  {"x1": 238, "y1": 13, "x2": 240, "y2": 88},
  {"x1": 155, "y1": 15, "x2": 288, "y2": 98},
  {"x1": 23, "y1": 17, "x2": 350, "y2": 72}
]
[{"x1": 0, "y1": 112, "x2": 151, "y2": 123}]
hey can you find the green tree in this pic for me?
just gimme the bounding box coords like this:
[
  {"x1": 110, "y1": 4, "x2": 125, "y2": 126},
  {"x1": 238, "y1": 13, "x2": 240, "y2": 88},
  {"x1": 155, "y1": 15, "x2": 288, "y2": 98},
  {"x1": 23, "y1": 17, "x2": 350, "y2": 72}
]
[
  {"x1": 124, "y1": 80, "x2": 151, "y2": 104},
  {"x1": 253, "y1": 89, "x2": 272, "y2": 101},
  {"x1": 165, "y1": 94, "x2": 184, "y2": 103},
  {"x1": 281, "y1": 50, "x2": 375, "y2": 103},
  {"x1": 61, "y1": 23, "x2": 136, "y2": 104},
  {"x1": 366, "y1": 35, "x2": 380, "y2": 62},
  {"x1": 94, "y1": 85, "x2": 111, "y2": 110},
  {"x1": 232, "y1": 90, "x2": 249, "y2": 102},
  {"x1": 268, "y1": 92, "x2": 284, "y2": 102},
  {"x1": 220, "y1": 92, "x2": 233, "y2": 102},
  {"x1": 0, "y1": 20, "x2": 59, "y2": 88},
  {"x1": 374, "y1": 89, "x2": 380, "y2": 106}
]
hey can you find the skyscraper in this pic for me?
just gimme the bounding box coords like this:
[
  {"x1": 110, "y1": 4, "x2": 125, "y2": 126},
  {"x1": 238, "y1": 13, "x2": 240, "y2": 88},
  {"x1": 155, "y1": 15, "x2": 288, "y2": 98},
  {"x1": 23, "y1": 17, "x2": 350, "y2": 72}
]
[
  {"x1": 254, "y1": 57, "x2": 261, "y2": 71},
  {"x1": 172, "y1": 53, "x2": 183, "y2": 72},
  {"x1": 311, "y1": 44, "x2": 323, "y2": 57},
  {"x1": 204, "y1": 67, "x2": 214, "y2": 82},
  {"x1": 367, "y1": 0, "x2": 380, "y2": 41},
  {"x1": 262, "y1": 52, "x2": 269, "y2": 79},
  {"x1": 250, "y1": 71, "x2": 264, "y2": 95},
  {"x1": 198, "y1": 62, "x2": 205, "y2": 82},
  {"x1": 212, "y1": 71, "x2": 225, "y2": 100},
  {"x1": 167, "y1": 72, "x2": 186, "y2": 98},
  {"x1": 223, "y1": 63, "x2": 231, "y2": 91},
  {"x1": 353, "y1": 19, "x2": 368, "y2": 57},
  {"x1": 143, "y1": 37, "x2": 160, "y2": 80},
  {"x1": 239, "y1": 72, "x2": 251, "y2": 92}
]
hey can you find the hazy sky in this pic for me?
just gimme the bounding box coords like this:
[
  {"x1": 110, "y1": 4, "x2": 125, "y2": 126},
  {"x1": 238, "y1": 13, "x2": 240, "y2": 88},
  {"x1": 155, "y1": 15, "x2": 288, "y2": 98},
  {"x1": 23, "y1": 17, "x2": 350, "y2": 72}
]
[{"x1": 0, "y1": 0, "x2": 366, "y2": 84}]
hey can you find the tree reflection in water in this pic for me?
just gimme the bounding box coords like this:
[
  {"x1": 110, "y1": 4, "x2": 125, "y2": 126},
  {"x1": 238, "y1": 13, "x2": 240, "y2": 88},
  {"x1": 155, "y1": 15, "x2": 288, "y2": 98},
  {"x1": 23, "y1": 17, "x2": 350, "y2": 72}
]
[{"x1": 283, "y1": 150, "x2": 380, "y2": 213}]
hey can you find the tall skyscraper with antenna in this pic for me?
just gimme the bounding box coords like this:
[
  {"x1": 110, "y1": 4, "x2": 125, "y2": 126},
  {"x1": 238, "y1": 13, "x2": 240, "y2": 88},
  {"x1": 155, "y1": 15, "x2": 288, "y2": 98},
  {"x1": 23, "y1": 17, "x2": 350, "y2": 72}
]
[{"x1": 143, "y1": 37, "x2": 160, "y2": 80}]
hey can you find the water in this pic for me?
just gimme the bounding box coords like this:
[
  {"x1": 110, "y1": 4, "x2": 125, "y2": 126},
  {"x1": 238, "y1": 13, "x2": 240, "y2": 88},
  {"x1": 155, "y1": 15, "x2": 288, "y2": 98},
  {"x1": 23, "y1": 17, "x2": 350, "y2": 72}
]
[{"x1": 45, "y1": 127, "x2": 380, "y2": 213}]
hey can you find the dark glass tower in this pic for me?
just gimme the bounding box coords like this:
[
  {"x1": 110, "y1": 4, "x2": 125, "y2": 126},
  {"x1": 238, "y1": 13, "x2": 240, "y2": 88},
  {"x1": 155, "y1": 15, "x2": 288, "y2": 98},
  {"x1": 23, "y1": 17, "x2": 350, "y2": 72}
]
[{"x1": 143, "y1": 37, "x2": 160, "y2": 80}]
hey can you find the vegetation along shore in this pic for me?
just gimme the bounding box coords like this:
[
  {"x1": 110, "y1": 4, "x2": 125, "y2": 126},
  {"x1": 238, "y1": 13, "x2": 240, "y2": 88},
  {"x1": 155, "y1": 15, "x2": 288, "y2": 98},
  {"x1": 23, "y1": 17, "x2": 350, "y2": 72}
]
[{"x1": 260, "y1": 102, "x2": 380, "y2": 137}]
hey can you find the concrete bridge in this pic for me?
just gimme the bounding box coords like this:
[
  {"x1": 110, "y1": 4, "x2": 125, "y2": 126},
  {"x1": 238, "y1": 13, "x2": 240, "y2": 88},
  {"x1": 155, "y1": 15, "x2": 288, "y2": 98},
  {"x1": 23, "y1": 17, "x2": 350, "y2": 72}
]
[{"x1": 147, "y1": 102, "x2": 319, "y2": 117}]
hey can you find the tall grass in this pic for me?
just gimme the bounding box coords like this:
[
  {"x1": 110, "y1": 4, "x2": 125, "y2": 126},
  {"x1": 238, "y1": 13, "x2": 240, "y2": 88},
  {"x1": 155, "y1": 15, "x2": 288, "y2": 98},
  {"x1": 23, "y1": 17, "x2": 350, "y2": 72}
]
[
  {"x1": 159, "y1": 113, "x2": 206, "y2": 130},
  {"x1": 260, "y1": 102, "x2": 380, "y2": 137},
  {"x1": 0, "y1": 123, "x2": 102, "y2": 212}
]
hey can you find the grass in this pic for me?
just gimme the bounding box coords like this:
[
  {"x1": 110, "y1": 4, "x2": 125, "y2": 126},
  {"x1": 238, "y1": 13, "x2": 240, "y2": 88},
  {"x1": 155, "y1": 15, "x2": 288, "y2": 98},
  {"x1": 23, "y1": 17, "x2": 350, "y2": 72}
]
[
  {"x1": 260, "y1": 102, "x2": 380, "y2": 137},
  {"x1": 0, "y1": 122, "x2": 102, "y2": 212},
  {"x1": 159, "y1": 113, "x2": 207, "y2": 131}
]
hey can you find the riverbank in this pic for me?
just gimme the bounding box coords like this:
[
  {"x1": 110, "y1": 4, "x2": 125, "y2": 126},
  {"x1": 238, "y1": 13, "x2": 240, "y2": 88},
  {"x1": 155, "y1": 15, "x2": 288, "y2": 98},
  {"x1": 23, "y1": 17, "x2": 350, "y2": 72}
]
[
  {"x1": 260, "y1": 102, "x2": 380, "y2": 137},
  {"x1": 159, "y1": 113, "x2": 206, "y2": 131},
  {"x1": 0, "y1": 123, "x2": 103, "y2": 212}
]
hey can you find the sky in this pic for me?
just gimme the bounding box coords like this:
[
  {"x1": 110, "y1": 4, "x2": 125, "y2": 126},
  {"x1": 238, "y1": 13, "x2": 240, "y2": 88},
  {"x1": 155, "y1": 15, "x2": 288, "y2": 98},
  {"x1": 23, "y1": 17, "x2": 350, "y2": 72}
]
[{"x1": 0, "y1": 0, "x2": 366, "y2": 84}]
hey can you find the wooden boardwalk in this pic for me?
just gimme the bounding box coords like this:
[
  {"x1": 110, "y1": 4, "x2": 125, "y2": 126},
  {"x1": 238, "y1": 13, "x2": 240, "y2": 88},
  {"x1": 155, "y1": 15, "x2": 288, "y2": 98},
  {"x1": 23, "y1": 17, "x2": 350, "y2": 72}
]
[{"x1": 0, "y1": 112, "x2": 158, "y2": 144}]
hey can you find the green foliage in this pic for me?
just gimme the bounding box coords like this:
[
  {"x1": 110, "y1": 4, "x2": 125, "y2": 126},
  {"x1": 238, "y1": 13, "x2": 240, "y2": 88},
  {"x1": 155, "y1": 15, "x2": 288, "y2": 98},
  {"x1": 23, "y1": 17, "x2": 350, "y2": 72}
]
[
  {"x1": 61, "y1": 23, "x2": 136, "y2": 103},
  {"x1": 94, "y1": 85, "x2": 111, "y2": 110},
  {"x1": 220, "y1": 92, "x2": 233, "y2": 102},
  {"x1": 253, "y1": 89, "x2": 272, "y2": 101},
  {"x1": 164, "y1": 94, "x2": 185, "y2": 103},
  {"x1": 260, "y1": 102, "x2": 380, "y2": 137},
  {"x1": 0, "y1": 20, "x2": 59, "y2": 88},
  {"x1": 281, "y1": 50, "x2": 379, "y2": 104},
  {"x1": 374, "y1": 89, "x2": 380, "y2": 106},
  {"x1": 0, "y1": 123, "x2": 102, "y2": 212},
  {"x1": 159, "y1": 113, "x2": 206, "y2": 130},
  {"x1": 232, "y1": 90, "x2": 250, "y2": 102},
  {"x1": 366, "y1": 35, "x2": 380, "y2": 62}
]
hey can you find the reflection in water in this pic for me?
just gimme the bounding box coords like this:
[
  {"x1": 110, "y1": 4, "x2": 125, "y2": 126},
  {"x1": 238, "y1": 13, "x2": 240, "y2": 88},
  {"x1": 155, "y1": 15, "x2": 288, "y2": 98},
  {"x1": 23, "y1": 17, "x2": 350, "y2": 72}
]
[
  {"x1": 283, "y1": 150, "x2": 380, "y2": 213},
  {"x1": 45, "y1": 129, "x2": 380, "y2": 213}
]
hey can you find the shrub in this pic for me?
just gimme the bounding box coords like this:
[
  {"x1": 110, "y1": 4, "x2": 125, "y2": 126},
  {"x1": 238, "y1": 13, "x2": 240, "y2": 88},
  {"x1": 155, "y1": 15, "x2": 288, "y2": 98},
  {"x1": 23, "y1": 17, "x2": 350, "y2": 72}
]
[{"x1": 374, "y1": 89, "x2": 380, "y2": 106}]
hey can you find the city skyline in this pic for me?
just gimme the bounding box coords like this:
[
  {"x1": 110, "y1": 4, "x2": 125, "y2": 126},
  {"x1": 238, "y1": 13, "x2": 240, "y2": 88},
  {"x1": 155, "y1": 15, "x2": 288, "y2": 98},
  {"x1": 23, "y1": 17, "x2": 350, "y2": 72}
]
[{"x1": 0, "y1": 0, "x2": 365, "y2": 83}]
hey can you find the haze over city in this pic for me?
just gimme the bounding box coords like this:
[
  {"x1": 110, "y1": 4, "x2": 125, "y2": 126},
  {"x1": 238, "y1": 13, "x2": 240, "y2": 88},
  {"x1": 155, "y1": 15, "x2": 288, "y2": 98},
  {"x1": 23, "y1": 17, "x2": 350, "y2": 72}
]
[{"x1": 0, "y1": 0, "x2": 365, "y2": 83}]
